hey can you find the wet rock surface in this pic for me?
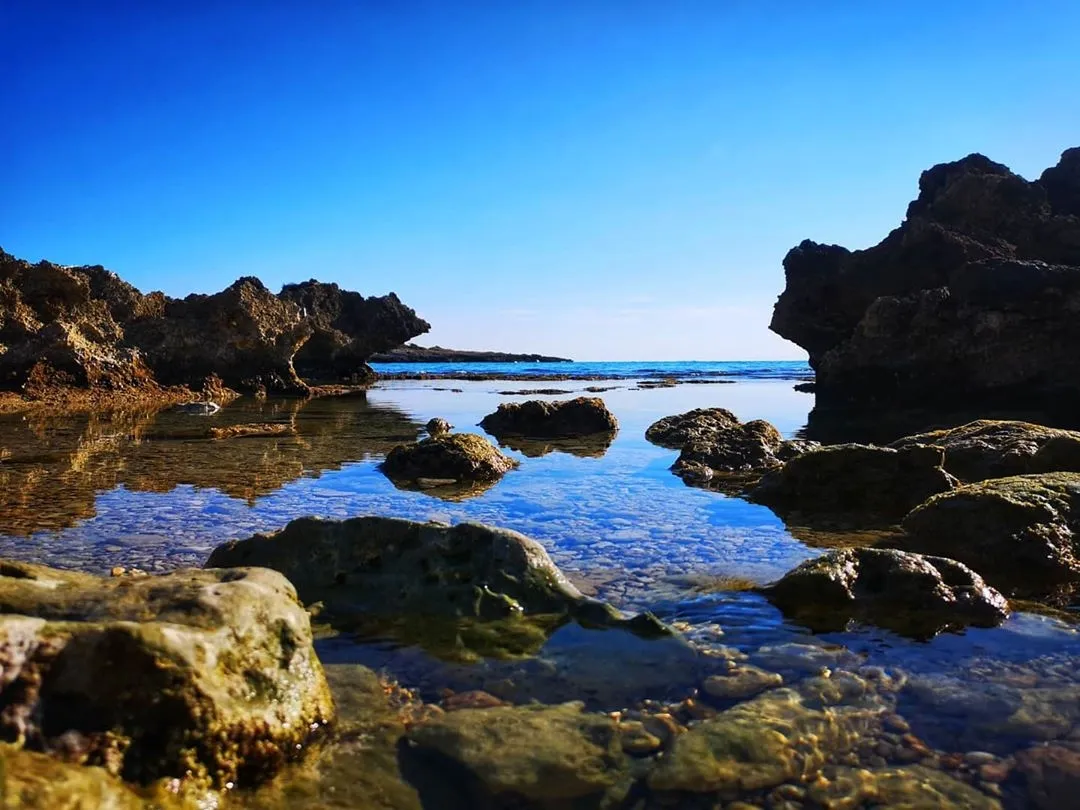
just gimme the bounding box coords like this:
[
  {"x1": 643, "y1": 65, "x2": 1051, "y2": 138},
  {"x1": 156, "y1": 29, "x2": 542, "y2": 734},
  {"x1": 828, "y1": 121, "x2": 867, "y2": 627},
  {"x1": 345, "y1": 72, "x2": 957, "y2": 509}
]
[
  {"x1": 0, "y1": 559, "x2": 333, "y2": 787},
  {"x1": 380, "y1": 432, "x2": 518, "y2": 493},
  {"x1": 749, "y1": 444, "x2": 957, "y2": 523},
  {"x1": 645, "y1": 407, "x2": 741, "y2": 448},
  {"x1": 764, "y1": 548, "x2": 1010, "y2": 636},
  {"x1": 890, "y1": 419, "x2": 1080, "y2": 482},
  {"x1": 771, "y1": 148, "x2": 1080, "y2": 407},
  {"x1": 479, "y1": 396, "x2": 618, "y2": 438},
  {"x1": 279, "y1": 280, "x2": 429, "y2": 383},
  {"x1": 898, "y1": 472, "x2": 1080, "y2": 597}
]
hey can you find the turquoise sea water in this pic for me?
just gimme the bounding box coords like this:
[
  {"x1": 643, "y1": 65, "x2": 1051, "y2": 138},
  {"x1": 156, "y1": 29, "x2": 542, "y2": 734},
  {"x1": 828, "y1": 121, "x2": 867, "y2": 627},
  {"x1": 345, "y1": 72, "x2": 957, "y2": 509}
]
[{"x1": 370, "y1": 358, "x2": 814, "y2": 380}]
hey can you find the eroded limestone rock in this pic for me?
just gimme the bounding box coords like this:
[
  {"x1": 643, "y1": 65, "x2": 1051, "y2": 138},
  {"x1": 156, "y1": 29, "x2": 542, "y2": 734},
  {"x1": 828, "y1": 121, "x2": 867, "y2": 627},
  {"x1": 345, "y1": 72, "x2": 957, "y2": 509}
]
[{"x1": 480, "y1": 397, "x2": 618, "y2": 438}]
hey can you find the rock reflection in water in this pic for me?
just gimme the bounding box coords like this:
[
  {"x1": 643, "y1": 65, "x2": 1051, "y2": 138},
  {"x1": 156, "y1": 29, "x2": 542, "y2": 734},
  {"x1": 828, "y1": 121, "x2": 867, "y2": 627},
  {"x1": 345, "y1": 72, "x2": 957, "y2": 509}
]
[
  {"x1": 491, "y1": 431, "x2": 616, "y2": 459},
  {"x1": 0, "y1": 394, "x2": 422, "y2": 536}
]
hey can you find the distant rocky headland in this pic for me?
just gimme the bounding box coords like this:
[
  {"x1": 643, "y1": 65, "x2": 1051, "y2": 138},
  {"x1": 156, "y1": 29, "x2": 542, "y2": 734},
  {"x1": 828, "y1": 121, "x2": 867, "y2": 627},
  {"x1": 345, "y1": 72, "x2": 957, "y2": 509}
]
[
  {"x1": 369, "y1": 343, "x2": 571, "y2": 363},
  {"x1": 0, "y1": 249, "x2": 430, "y2": 407},
  {"x1": 772, "y1": 146, "x2": 1080, "y2": 408}
]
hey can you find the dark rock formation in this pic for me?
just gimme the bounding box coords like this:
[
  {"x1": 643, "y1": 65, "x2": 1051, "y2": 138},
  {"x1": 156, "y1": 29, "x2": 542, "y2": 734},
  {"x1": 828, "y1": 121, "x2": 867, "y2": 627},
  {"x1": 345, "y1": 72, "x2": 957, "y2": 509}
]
[
  {"x1": 381, "y1": 433, "x2": 518, "y2": 494},
  {"x1": 645, "y1": 407, "x2": 741, "y2": 449},
  {"x1": 369, "y1": 343, "x2": 570, "y2": 363},
  {"x1": 770, "y1": 148, "x2": 1080, "y2": 406},
  {"x1": 890, "y1": 419, "x2": 1080, "y2": 482},
  {"x1": 480, "y1": 397, "x2": 618, "y2": 438},
  {"x1": 0, "y1": 560, "x2": 332, "y2": 787},
  {"x1": 125, "y1": 276, "x2": 312, "y2": 395},
  {"x1": 763, "y1": 548, "x2": 1009, "y2": 636},
  {"x1": 749, "y1": 444, "x2": 957, "y2": 523},
  {"x1": 0, "y1": 249, "x2": 428, "y2": 401},
  {"x1": 897, "y1": 472, "x2": 1080, "y2": 597},
  {"x1": 279, "y1": 280, "x2": 430, "y2": 382}
]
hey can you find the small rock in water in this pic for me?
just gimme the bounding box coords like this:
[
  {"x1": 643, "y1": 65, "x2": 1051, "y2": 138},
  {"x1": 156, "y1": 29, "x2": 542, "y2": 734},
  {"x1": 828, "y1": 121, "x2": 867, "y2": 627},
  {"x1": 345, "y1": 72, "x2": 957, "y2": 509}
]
[
  {"x1": 425, "y1": 417, "x2": 453, "y2": 436},
  {"x1": 173, "y1": 400, "x2": 221, "y2": 415}
]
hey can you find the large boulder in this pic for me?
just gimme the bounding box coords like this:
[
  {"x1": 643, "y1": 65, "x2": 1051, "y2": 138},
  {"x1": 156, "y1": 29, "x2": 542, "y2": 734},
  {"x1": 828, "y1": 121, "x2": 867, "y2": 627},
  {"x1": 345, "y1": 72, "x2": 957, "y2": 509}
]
[
  {"x1": 890, "y1": 419, "x2": 1080, "y2": 481},
  {"x1": 480, "y1": 397, "x2": 618, "y2": 438},
  {"x1": 278, "y1": 280, "x2": 430, "y2": 383},
  {"x1": 380, "y1": 432, "x2": 518, "y2": 495},
  {"x1": 124, "y1": 277, "x2": 312, "y2": 396},
  {"x1": 674, "y1": 420, "x2": 818, "y2": 486},
  {"x1": 645, "y1": 407, "x2": 741, "y2": 448},
  {"x1": 763, "y1": 548, "x2": 1009, "y2": 636},
  {"x1": 898, "y1": 472, "x2": 1080, "y2": 597},
  {"x1": 0, "y1": 560, "x2": 333, "y2": 787},
  {"x1": 748, "y1": 444, "x2": 957, "y2": 522},
  {"x1": 405, "y1": 703, "x2": 627, "y2": 803},
  {"x1": 205, "y1": 516, "x2": 663, "y2": 633},
  {"x1": 770, "y1": 148, "x2": 1080, "y2": 406}
]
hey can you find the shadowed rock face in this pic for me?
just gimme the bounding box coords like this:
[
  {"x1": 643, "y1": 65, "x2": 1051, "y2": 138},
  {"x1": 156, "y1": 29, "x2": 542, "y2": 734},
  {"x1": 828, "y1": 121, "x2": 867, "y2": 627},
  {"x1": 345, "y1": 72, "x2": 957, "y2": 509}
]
[
  {"x1": 771, "y1": 148, "x2": 1080, "y2": 406},
  {"x1": 279, "y1": 280, "x2": 430, "y2": 383},
  {"x1": 763, "y1": 547, "x2": 1009, "y2": 637}
]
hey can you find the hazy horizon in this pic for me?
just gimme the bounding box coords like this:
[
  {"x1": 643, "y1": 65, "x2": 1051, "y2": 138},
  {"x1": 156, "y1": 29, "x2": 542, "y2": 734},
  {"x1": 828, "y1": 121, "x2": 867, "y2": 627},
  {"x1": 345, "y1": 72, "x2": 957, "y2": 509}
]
[{"x1": 6, "y1": 2, "x2": 1078, "y2": 361}]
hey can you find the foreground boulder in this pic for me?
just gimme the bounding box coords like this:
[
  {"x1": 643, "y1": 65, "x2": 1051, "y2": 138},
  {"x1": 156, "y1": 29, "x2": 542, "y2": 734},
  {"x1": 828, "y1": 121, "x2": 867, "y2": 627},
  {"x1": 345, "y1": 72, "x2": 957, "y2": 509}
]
[
  {"x1": 406, "y1": 703, "x2": 627, "y2": 803},
  {"x1": 206, "y1": 516, "x2": 663, "y2": 633},
  {"x1": 0, "y1": 560, "x2": 333, "y2": 787},
  {"x1": 898, "y1": 472, "x2": 1080, "y2": 597},
  {"x1": 380, "y1": 432, "x2": 517, "y2": 496},
  {"x1": 749, "y1": 444, "x2": 957, "y2": 522},
  {"x1": 890, "y1": 419, "x2": 1080, "y2": 481},
  {"x1": 480, "y1": 397, "x2": 618, "y2": 438},
  {"x1": 763, "y1": 548, "x2": 1009, "y2": 636},
  {"x1": 279, "y1": 280, "x2": 430, "y2": 382},
  {"x1": 770, "y1": 148, "x2": 1080, "y2": 407}
]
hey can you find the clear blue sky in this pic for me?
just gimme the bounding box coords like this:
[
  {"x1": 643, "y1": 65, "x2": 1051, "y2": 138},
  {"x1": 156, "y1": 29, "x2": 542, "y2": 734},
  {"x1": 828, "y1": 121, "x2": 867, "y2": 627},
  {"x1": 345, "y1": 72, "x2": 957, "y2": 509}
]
[{"x1": 4, "y1": 2, "x2": 1078, "y2": 360}]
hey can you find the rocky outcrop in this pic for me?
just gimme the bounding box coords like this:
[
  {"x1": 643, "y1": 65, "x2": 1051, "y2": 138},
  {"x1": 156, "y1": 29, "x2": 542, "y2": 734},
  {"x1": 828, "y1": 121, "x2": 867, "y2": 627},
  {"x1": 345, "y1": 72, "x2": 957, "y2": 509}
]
[
  {"x1": 0, "y1": 249, "x2": 428, "y2": 402},
  {"x1": 380, "y1": 432, "x2": 518, "y2": 496},
  {"x1": 0, "y1": 560, "x2": 333, "y2": 787},
  {"x1": 890, "y1": 419, "x2": 1080, "y2": 481},
  {"x1": 279, "y1": 280, "x2": 429, "y2": 382},
  {"x1": 205, "y1": 516, "x2": 665, "y2": 635},
  {"x1": 480, "y1": 397, "x2": 618, "y2": 438},
  {"x1": 645, "y1": 407, "x2": 741, "y2": 448},
  {"x1": 763, "y1": 548, "x2": 1009, "y2": 636},
  {"x1": 770, "y1": 148, "x2": 1080, "y2": 406},
  {"x1": 749, "y1": 444, "x2": 957, "y2": 522},
  {"x1": 898, "y1": 472, "x2": 1080, "y2": 597},
  {"x1": 125, "y1": 277, "x2": 312, "y2": 395}
]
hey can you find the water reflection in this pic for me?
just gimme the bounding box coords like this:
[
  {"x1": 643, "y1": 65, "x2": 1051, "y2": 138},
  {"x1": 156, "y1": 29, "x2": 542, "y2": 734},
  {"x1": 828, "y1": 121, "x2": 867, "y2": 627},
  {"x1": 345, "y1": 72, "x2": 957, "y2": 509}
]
[
  {"x1": 490, "y1": 432, "x2": 616, "y2": 459},
  {"x1": 0, "y1": 394, "x2": 422, "y2": 536}
]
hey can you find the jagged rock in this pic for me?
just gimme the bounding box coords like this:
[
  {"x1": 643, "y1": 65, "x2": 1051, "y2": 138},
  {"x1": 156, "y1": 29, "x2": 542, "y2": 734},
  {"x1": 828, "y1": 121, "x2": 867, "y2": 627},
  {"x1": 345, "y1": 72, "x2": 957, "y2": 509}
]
[
  {"x1": 749, "y1": 444, "x2": 957, "y2": 522},
  {"x1": 405, "y1": 703, "x2": 626, "y2": 803},
  {"x1": 763, "y1": 548, "x2": 1009, "y2": 636},
  {"x1": 381, "y1": 433, "x2": 517, "y2": 494},
  {"x1": 898, "y1": 472, "x2": 1080, "y2": 596},
  {"x1": 279, "y1": 280, "x2": 429, "y2": 382},
  {"x1": 124, "y1": 277, "x2": 312, "y2": 395},
  {"x1": 0, "y1": 560, "x2": 332, "y2": 787},
  {"x1": 890, "y1": 419, "x2": 1080, "y2": 481},
  {"x1": 645, "y1": 407, "x2": 741, "y2": 449},
  {"x1": 770, "y1": 148, "x2": 1080, "y2": 406},
  {"x1": 205, "y1": 516, "x2": 665, "y2": 634},
  {"x1": 480, "y1": 397, "x2": 618, "y2": 438}
]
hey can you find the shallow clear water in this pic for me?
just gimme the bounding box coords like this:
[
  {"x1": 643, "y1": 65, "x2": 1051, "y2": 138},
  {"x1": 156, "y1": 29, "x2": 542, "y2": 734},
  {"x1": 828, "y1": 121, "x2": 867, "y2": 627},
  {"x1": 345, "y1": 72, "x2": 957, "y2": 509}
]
[{"x1": 4, "y1": 369, "x2": 1080, "y2": 807}]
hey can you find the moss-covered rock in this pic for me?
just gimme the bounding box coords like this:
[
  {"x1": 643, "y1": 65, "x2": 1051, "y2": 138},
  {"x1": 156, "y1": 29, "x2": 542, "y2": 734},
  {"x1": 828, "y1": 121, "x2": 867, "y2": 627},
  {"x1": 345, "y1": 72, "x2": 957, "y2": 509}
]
[
  {"x1": 763, "y1": 548, "x2": 1009, "y2": 637},
  {"x1": 205, "y1": 517, "x2": 664, "y2": 636},
  {"x1": 898, "y1": 472, "x2": 1080, "y2": 596},
  {"x1": 645, "y1": 407, "x2": 741, "y2": 449},
  {"x1": 749, "y1": 443, "x2": 957, "y2": 522},
  {"x1": 647, "y1": 688, "x2": 882, "y2": 794},
  {"x1": 405, "y1": 702, "x2": 627, "y2": 802},
  {"x1": 890, "y1": 419, "x2": 1080, "y2": 481},
  {"x1": 380, "y1": 433, "x2": 517, "y2": 492},
  {"x1": 0, "y1": 561, "x2": 333, "y2": 788},
  {"x1": 479, "y1": 397, "x2": 618, "y2": 438}
]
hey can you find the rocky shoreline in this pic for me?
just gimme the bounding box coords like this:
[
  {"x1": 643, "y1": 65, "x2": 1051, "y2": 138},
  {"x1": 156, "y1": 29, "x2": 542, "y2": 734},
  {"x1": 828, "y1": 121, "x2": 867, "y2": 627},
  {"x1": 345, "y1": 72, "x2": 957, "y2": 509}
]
[{"x1": 369, "y1": 343, "x2": 572, "y2": 363}]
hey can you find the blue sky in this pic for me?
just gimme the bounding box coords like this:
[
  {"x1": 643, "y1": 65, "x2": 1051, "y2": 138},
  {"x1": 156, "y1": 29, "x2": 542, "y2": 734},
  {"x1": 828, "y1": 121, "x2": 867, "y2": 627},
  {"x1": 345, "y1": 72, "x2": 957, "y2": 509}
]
[{"x1": 4, "y1": 2, "x2": 1078, "y2": 360}]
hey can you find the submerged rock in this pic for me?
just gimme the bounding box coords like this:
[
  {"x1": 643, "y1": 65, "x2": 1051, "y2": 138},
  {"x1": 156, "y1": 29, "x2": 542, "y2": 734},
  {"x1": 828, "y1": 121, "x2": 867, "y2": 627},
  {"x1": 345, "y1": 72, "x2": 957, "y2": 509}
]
[
  {"x1": 763, "y1": 548, "x2": 1009, "y2": 636},
  {"x1": 898, "y1": 472, "x2": 1080, "y2": 596},
  {"x1": 770, "y1": 148, "x2": 1080, "y2": 407},
  {"x1": 805, "y1": 764, "x2": 1002, "y2": 809},
  {"x1": 278, "y1": 280, "x2": 430, "y2": 383},
  {"x1": 381, "y1": 432, "x2": 517, "y2": 492},
  {"x1": 749, "y1": 444, "x2": 957, "y2": 522},
  {"x1": 0, "y1": 560, "x2": 332, "y2": 787},
  {"x1": 479, "y1": 396, "x2": 618, "y2": 438},
  {"x1": 1015, "y1": 743, "x2": 1080, "y2": 810},
  {"x1": 890, "y1": 419, "x2": 1080, "y2": 481},
  {"x1": 205, "y1": 516, "x2": 662, "y2": 634},
  {"x1": 405, "y1": 702, "x2": 626, "y2": 803}
]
